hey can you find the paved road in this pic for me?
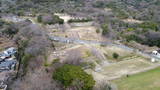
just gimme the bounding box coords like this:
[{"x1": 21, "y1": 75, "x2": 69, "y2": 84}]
[
  {"x1": 49, "y1": 35, "x2": 134, "y2": 50},
  {"x1": 49, "y1": 35, "x2": 160, "y2": 60}
]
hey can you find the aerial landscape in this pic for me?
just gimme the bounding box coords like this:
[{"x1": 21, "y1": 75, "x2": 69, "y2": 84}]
[{"x1": 0, "y1": 0, "x2": 160, "y2": 90}]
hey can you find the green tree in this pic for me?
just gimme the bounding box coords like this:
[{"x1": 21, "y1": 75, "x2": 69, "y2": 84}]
[
  {"x1": 37, "y1": 15, "x2": 42, "y2": 23},
  {"x1": 96, "y1": 29, "x2": 100, "y2": 33},
  {"x1": 112, "y1": 53, "x2": 119, "y2": 59},
  {"x1": 125, "y1": 34, "x2": 143, "y2": 43},
  {"x1": 37, "y1": 14, "x2": 64, "y2": 24},
  {"x1": 53, "y1": 64, "x2": 95, "y2": 90},
  {"x1": 101, "y1": 24, "x2": 109, "y2": 35},
  {"x1": 139, "y1": 22, "x2": 159, "y2": 31}
]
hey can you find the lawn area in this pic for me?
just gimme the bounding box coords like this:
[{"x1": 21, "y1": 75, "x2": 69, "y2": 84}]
[
  {"x1": 100, "y1": 58, "x2": 152, "y2": 77},
  {"x1": 98, "y1": 45, "x2": 139, "y2": 62},
  {"x1": 112, "y1": 67, "x2": 160, "y2": 90}
]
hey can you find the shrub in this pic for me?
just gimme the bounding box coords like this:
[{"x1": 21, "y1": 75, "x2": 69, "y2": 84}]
[
  {"x1": 1, "y1": 23, "x2": 18, "y2": 37},
  {"x1": 17, "y1": 10, "x2": 25, "y2": 16},
  {"x1": 44, "y1": 61, "x2": 50, "y2": 67},
  {"x1": 127, "y1": 28, "x2": 135, "y2": 32},
  {"x1": 101, "y1": 24, "x2": 109, "y2": 35},
  {"x1": 22, "y1": 54, "x2": 32, "y2": 69},
  {"x1": 139, "y1": 22, "x2": 159, "y2": 31},
  {"x1": 116, "y1": 10, "x2": 129, "y2": 19},
  {"x1": 37, "y1": 15, "x2": 42, "y2": 23},
  {"x1": 53, "y1": 64, "x2": 95, "y2": 90},
  {"x1": 53, "y1": 15, "x2": 64, "y2": 24},
  {"x1": 37, "y1": 14, "x2": 64, "y2": 24},
  {"x1": 112, "y1": 53, "x2": 119, "y2": 59},
  {"x1": 125, "y1": 34, "x2": 143, "y2": 42},
  {"x1": 106, "y1": 2, "x2": 129, "y2": 19},
  {"x1": 52, "y1": 58, "x2": 60, "y2": 64},
  {"x1": 0, "y1": 19, "x2": 6, "y2": 27},
  {"x1": 96, "y1": 29, "x2": 100, "y2": 33},
  {"x1": 85, "y1": 51, "x2": 92, "y2": 58},
  {"x1": 92, "y1": 1, "x2": 107, "y2": 8},
  {"x1": 88, "y1": 62, "x2": 96, "y2": 69}
]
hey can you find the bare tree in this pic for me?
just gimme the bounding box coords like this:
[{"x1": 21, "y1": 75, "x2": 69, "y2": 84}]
[{"x1": 64, "y1": 49, "x2": 83, "y2": 65}]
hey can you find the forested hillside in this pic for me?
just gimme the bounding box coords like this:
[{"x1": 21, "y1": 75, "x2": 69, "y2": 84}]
[{"x1": 0, "y1": 0, "x2": 160, "y2": 90}]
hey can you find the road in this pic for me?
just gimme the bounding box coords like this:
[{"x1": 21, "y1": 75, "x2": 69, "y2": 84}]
[
  {"x1": 49, "y1": 35, "x2": 160, "y2": 60},
  {"x1": 49, "y1": 35, "x2": 134, "y2": 51}
]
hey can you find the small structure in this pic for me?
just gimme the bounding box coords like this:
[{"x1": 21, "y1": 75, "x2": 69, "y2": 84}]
[
  {"x1": 152, "y1": 50, "x2": 160, "y2": 58},
  {"x1": 151, "y1": 58, "x2": 156, "y2": 63},
  {"x1": 151, "y1": 50, "x2": 160, "y2": 62}
]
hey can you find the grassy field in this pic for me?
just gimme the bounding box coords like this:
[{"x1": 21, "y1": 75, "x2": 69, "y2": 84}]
[
  {"x1": 100, "y1": 57, "x2": 152, "y2": 77},
  {"x1": 112, "y1": 67, "x2": 160, "y2": 90},
  {"x1": 98, "y1": 45, "x2": 140, "y2": 62}
]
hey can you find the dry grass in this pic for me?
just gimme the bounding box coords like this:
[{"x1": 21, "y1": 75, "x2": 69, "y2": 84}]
[
  {"x1": 100, "y1": 57, "x2": 152, "y2": 78},
  {"x1": 97, "y1": 45, "x2": 138, "y2": 62},
  {"x1": 122, "y1": 19, "x2": 143, "y2": 24}
]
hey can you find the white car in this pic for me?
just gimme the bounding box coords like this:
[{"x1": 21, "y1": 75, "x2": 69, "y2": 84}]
[{"x1": 3, "y1": 47, "x2": 17, "y2": 57}]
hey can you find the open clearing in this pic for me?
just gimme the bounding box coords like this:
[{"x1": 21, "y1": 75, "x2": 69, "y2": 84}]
[
  {"x1": 112, "y1": 67, "x2": 160, "y2": 90},
  {"x1": 122, "y1": 18, "x2": 143, "y2": 24},
  {"x1": 99, "y1": 57, "x2": 153, "y2": 79},
  {"x1": 100, "y1": 57, "x2": 154, "y2": 80},
  {"x1": 48, "y1": 13, "x2": 103, "y2": 41},
  {"x1": 51, "y1": 25, "x2": 102, "y2": 41},
  {"x1": 96, "y1": 45, "x2": 140, "y2": 62},
  {"x1": 54, "y1": 13, "x2": 72, "y2": 23}
]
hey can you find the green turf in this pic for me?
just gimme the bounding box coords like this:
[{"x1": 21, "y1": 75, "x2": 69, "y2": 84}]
[{"x1": 112, "y1": 67, "x2": 160, "y2": 90}]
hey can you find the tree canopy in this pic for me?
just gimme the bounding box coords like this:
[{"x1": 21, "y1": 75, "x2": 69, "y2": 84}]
[{"x1": 53, "y1": 64, "x2": 95, "y2": 90}]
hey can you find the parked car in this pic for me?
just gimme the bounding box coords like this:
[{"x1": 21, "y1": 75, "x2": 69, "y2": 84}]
[
  {"x1": 0, "y1": 60, "x2": 17, "y2": 72},
  {"x1": 0, "y1": 47, "x2": 17, "y2": 60},
  {"x1": 4, "y1": 47, "x2": 17, "y2": 56}
]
